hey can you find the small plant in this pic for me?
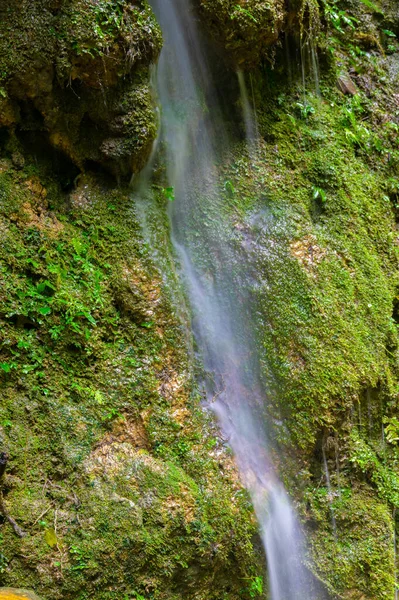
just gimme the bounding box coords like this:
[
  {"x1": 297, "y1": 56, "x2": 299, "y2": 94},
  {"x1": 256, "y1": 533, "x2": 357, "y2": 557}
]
[
  {"x1": 249, "y1": 576, "x2": 263, "y2": 598},
  {"x1": 162, "y1": 187, "x2": 175, "y2": 202},
  {"x1": 69, "y1": 545, "x2": 89, "y2": 572},
  {"x1": 295, "y1": 102, "x2": 315, "y2": 119},
  {"x1": 0, "y1": 551, "x2": 8, "y2": 574},
  {"x1": 382, "y1": 29, "x2": 397, "y2": 38},
  {"x1": 224, "y1": 180, "x2": 235, "y2": 195},
  {"x1": 312, "y1": 186, "x2": 327, "y2": 203},
  {"x1": 359, "y1": 0, "x2": 382, "y2": 13},
  {"x1": 323, "y1": 1, "x2": 357, "y2": 33},
  {"x1": 0, "y1": 362, "x2": 16, "y2": 373},
  {"x1": 231, "y1": 5, "x2": 258, "y2": 23},
  {"x1": 383, "y1": 417, "x2": 399, "y2": 445}
]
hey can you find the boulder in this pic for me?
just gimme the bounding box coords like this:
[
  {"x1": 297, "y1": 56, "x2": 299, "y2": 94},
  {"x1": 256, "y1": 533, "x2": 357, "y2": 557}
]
[{"x1": 0, "y1": 590, "x2": 42, "y2": 600}]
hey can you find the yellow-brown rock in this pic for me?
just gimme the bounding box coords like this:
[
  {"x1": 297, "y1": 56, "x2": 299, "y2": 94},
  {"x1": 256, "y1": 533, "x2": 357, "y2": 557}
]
[{"x1": 0, "y1": 590, "x2": 41, "y2": 600}]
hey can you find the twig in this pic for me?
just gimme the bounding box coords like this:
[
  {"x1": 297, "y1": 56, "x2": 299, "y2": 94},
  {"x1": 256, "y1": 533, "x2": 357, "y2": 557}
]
[
  {"x1": 0, "y1": 451, "x2": 27, "y2": 538},
  {"x1": 0, "y1": 491, "x2": 27, "y2": 538},
  {"x1": 32, "y1": 505, "x2": 52, "y2": 527}
]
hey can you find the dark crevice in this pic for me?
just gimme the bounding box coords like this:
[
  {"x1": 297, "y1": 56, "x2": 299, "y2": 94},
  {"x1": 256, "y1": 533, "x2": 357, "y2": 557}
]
[
  {"x1": 392, "y1": 293, "x2": 399, "y2": 325},
  {"x1": 17, "y1": 127, "x2": 80, "y2": 191},
  {"x1": 310, "y1": 194, "x2": 326, "y2": 223},
  {"x1": 8, "y1": 314, "x2": 39, "y2": 330}
]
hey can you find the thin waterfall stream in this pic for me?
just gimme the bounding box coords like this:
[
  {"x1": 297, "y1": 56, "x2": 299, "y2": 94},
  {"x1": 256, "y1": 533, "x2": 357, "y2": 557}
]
[{"x1": 143, "y1": 0, "x2": 319, "y2": 597}]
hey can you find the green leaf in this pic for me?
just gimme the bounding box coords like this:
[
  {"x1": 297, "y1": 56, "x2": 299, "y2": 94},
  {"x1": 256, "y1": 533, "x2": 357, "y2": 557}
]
[
  {"x1": 224, "y1": 180, "x2": 235, "y2": 195},
  {"x1": 231, "y1": 5, "x2": 258, "y2": 23},
  {"x1": 359, "y1": 0, "x2": 383, "y2": 13},
  {"x1": 163, "y1": 187, "x2": 175, "y2": 202},
  {"x1": 44, "y1": 528, "x2": 58, "y2": 548},
  {"x1": 38, "y1": 306, "x2": 52, "y2": 316},
  {"x1": 0, "y1": 362, "x2": 15, "y2": 373},
  {"x1": 84, "y1": 312, "x2": 97, "y2": 326},
  {"x1": 312, "y1": 186, "x2": 327, "y2": 203},
  {"x1": 382, "y1": 29, "x2": 397, "y2": 38},
  {"x1": 17, "y1": 340, "x2": 30, "y2": 349}
]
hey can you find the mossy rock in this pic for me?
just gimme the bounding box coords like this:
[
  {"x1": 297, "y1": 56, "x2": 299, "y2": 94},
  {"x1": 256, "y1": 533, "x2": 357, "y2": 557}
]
[
  {"x1": 0, "y1": 591, "x2": 41, "y2": 600},
  {"x1": 196, "y1": 0, "x2": 286, "y2": 65},
  {"x1": 0, "y1": 1, "x2": 162, "y2": 178}
]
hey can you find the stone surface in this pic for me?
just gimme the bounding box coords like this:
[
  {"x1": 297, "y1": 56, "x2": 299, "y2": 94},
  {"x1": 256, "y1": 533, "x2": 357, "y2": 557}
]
[{"x1": 0, "y1": 590, "x2": 41, "y2": 600}]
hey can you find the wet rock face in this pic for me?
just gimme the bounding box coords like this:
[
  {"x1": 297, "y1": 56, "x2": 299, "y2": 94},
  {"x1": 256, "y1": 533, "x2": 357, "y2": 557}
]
[
  {"x1": 196, "y1": 0, "x2": 286, "y2": 65},
  {"x1": 0, "y1": 0, "x2": 162, "y2": 179}
]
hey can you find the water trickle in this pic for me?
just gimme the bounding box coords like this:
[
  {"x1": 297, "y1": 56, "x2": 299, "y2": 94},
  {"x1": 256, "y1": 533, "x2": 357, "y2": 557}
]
[
  {"x1": 299, "y1": 37, "x2": 320, "y2": 98},
  {"x1": 322, "y1": 446, "x2": 337, "y2": 539},
  {"x1": 145, "y1": 0, "x2": 320, "y2": 597},
  {"x1": 334, "y1": 437, "x2": 342, "y2": 498},
  {"x1": 237, "y1": 70, "x2": 259, "y2": 151}
]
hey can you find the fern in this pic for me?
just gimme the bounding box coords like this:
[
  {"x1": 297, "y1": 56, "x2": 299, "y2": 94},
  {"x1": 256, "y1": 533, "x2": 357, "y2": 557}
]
[{"x1": 358, "y1": 0, "x2": 383, "y2": 15}]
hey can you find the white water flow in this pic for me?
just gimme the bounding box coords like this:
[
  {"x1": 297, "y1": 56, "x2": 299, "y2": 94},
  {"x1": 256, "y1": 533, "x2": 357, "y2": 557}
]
[
  {"x1": 322, "y1": 447, "x2": 337, "y2": 538},
  {"x1": 148, "y1": 0, "x2": 318, "y2": 597},
  {"x1": 237, "y1": 70, "x2": 259, "y2": 151}
]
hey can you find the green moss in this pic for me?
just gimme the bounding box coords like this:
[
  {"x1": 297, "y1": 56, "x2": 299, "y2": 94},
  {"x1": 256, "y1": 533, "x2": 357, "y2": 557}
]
[
  {"x1": 0, "y1": 161, "x2": 263, "y2": 599},
  {"x1": 196, "y1": 0, "x2": 285, "y2": 65},
  {"x1": 183, "y1": 12, "x2": 399, "y2": 592},
  {"x1": 307, "y1": 485, "x2": 395, "y2": 598}
]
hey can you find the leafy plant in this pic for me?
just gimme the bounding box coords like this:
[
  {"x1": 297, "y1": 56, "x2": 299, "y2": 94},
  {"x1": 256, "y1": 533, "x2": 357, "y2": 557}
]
[
  {"x1": 163, "y1": 187, "x2": 175, "y2": 202},
  {"x1": 0, "y1": 362, "x2": 17, "y2": 373},
  {"x1": 295, "y1": 102, "x2": 315, "y2": 119},
  {"x1": 0, "y1": 551, "x2": 8, "y2": 574},
  {"x1": 312, "y1": 186, "x2": 327, "y2": 203},
  {"x1": 382, "y1": 29, "x2": 397, "y2": 38},
  {"x1": 249, "y1": 576, "x2": 263, "y2": 597},
  {"x1": 323, "y1": 1, "x2": 358, "y2": 33},
  {"x1": 69, "y1": 545, "x2": 89, "y2": 571},
  {"x1": 224, "y1": 180, "x2": 235, "y2": 195},
  {"x1": 358, "y1": 0, "x2": 383, "y2": 13},
  {"x1": 383, "y1": 417, "x2": 399, "y2": 445}
]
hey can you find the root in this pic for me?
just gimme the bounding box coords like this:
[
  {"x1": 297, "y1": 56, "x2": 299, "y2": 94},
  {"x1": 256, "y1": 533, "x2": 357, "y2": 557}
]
[{"x1": 0, "y1": 452, "x2": 27, "y2": 538}]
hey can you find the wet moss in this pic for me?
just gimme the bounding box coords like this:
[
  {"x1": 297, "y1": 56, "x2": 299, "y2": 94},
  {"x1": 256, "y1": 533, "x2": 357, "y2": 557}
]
[
  {"x1": 193, "y1": 5, "x2": 399, "y2": 592},
  {"x1": 0, "y1": 159, "x2": 264, "y2": 599}
]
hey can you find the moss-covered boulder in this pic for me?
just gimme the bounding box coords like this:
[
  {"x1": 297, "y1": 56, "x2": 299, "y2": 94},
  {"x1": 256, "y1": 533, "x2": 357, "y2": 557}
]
[
  {"x1": 0, "y1": 0, "x2": 162, "y2": 178},
  {"x1": 195, "y1": 0, "x2": 285, "y2": 65}
]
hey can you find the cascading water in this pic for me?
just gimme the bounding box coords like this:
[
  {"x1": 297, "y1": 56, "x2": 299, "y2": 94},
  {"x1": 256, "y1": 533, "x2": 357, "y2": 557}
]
[{"x1": 145, "y1": 0, "x2": 321, "y2": 597}]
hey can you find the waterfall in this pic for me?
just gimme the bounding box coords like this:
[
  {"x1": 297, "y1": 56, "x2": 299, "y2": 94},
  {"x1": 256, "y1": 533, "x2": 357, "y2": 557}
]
[
  {"x1": 145, "y1": 0, "x2": 319, "y2": 597},
  {"x1": 237, "y1": 70, "x2": 259, "y2": 151}
]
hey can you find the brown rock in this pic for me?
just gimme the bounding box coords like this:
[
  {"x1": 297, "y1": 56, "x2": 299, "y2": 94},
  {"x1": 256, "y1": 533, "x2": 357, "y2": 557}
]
[{"x1": 337, "y1": 73, "x2": 358, "y2": 95}]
